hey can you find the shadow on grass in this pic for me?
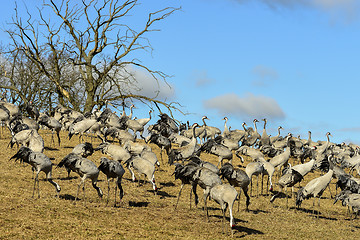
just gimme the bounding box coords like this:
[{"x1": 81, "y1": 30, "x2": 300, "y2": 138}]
[
  {"x1": 62, "y1": 146, "x2": 74, "y2": 149},
  {"x1": 59, "y1": 194, "x2": 76, "y2": 201},
  {"x1": 154, "y1": 190, "x2": 176, "y2": 198},
  {"x1": 211, "y1": 214, "x2": 248, "y2": 224},
  {"x1": 129, "y1": 201, "x2": 150, "y2": 207},
  {"x1": 232, "y1": 225, "x2": 264, "y2": 237},
  {"x1": 293, "y1": 207, "x2": 338, "y2": 220},
  {"x1": 248, "y1": 209, "x2": 270, "y2": 214},
  {"x1": 57, "y1": 176, "x2": 78, "y2": 181},
  {"x1": 44, "y1": 146, "x2": 59, "y2": 151},
  {"x1": 160, "y1": 181, "x2": 175, "y2": 187}
]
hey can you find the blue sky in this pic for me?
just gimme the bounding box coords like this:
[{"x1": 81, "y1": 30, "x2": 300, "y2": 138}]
[{"x1": 1, "y1": 0, "x2": 360, "y2": 144}]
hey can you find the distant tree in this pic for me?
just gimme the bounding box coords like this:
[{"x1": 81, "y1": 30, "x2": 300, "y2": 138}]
[{"x1": 3, "y1": 0, "x2": 180, "y2": 114}]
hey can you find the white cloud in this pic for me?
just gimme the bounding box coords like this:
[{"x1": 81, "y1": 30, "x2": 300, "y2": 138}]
[
  {"x1": 203, "y1": 92, "x2": 285, "y2": 120},
  {"x1": 105, "y1": 65, "x2": 175, "y2": 101},
  {"x1": 129, "y1": 67, "x2": 175, "y2": 100}
]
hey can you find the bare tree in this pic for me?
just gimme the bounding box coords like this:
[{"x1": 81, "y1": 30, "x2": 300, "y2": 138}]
[{"x1": 4, "y1": 0, "x2": 180, "y2": 113}]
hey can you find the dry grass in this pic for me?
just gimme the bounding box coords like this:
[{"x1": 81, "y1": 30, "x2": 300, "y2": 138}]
[{"x1": 1, "y1": 129, "x2": 359, "y2": 239}]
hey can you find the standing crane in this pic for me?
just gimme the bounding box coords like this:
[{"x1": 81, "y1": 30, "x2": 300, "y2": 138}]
[
  {"x1": 98, "y1": 157, "x2": 125, "y2": 207},
  {"x1": 168, "y1": 123, "x2": 200, "y2": 165},
  {"x1": 220, "y1": 162, "x2": 251, "y2": 211},
  {"x1": 296, "y1": 167, "x2": 334, "y2": 216},
  {"x1": 10, "y1": 147, "x2": 61, "y2": 198}
]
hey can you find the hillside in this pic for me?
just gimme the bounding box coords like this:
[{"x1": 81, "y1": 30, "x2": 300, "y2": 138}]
[{"x1": 0, "y1": 129, "x2": 359, "y2": 239}]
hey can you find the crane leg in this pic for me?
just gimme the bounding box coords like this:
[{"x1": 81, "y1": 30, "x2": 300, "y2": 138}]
[
  {"x1": 175, "y1": 184, "x2": 185, "y2": 210},
  {"x1": 285, "y1": 186, "x2": 288, "y2": 209},
  {"x1": 237, "y1": 189, "x2": 241, "y2": 212},
  {"x1": 312, "y1": 197, "x2": 316, "y2": 215},
  {"x1": 117, "y1": 178, "x2": 124, "y2": 203},
  {"x1": 244, "y1": 187, "x2": 250, "y2": 211},
  {"x1": 204, "y1": 192, "x2": 209, "y2": 221},
  {"x1": 32, "y1": 172, "x2": 40, "y2": 198},
  {"x1": 327, "y1": 184, "x2": 333, "y2": 199},
  {"x1": 76, "y1": 177, "x2": 86, "y2": 202},
  {"x1": 106, "y1": 178, "x2": 111, "y2": 206},
  {"x1": 92, "y1": 180, "x2": 103, "y2": 199},
  {"x1": 114, "y1": 182, "x2": 117, "y2": 207},
  {"x1": 250, "y1": 177, "x2": 253, "y2": 197},
  {"x1": 222, "y1": 208, "x2": 225, "y2": 234}
]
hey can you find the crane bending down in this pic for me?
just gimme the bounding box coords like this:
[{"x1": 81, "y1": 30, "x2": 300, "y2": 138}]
[
  {"x1": 10, "y1": 146, "x2": 61, "y2": 198},
  {"x1": 58, "y1": 153, "x2": 103, "y2": 201}
]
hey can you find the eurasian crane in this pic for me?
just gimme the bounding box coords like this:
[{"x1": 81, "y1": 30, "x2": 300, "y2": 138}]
[
  {"x1": 168, "y1": 123, "x2": 200, "y2": 165},
  {"x1": 10, "y1": 147, "x2": 61, "y2": 198},
  {"x1": 57, "y1": 153, "x2": 103, "y2": 201},
  {"x1": 220, "y1": 162, "x2": 250, "y2": 211},
  {"x1": 98, "y1": 157, "x2": 125, "y2": 206}
]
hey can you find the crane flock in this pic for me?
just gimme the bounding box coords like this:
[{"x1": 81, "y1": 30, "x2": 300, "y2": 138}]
[{"x1": 3, "y1": 100, "x2": 360, "y2": 236}]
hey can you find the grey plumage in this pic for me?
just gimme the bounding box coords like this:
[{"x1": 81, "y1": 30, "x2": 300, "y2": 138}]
[
  {"x1": 241, "y1": 119, "x2": 260, "y2": 147},
  {"x1": 104, "y1": 127, "x2": 135, "y2": 144},
  {"x1": 296, "y1": 168, "x2": 334, "y2": 211},
  {"x1": 140, "y1": 149, "x2": 160, "y2": 168},
  {"x1": 270, "y1": 168, "x2": 303, "y2": 205},
  {"x1": 209, "y1": 184, "x2": 238, "y2": 234},
  {"x1": 173, "y1": 161, "x2": 200, "y2": 209},
  {"x1": 98, "y1": 157, "x2": 125, "y2": 206},
  {"x1": 58, "y1": 153, "x2": 103, "y2": 201},
  {"x1": 72, "y1": 142, "x2": 95, "y2": 158},
  {"x1": 146, "y1": 133, "x2": 171, "y2": 162},
  {"x1": 10, "y1": 146, "x2": 61, "y2": 197},
  {"x1": 220, "y1": 162, "x2": 250, "y2": 211},
  {"x1": 95, "y1": 142, "x2": 131, "y2": 162},
  {"x1": 9, "y1": 129, "x2": 44, "y2": 153},
  {"x1": 189, "y1": 156, "x2": 219, "y2": 175},
  {"x1": 199, "y1": 139, "x2": 233, "y2": 167},
  {"x1": 245, "y1": 161, "x2": 264, "y2": 197},
  {"x1": 334, "y1": 190, "x2": 360, "y2": 219},
  {"x1": 125, "y1": 155, "x2": 157, "y2": 194},
  {"x1": 68, "y1": 118, "x2": 98, "y2": 141},
  {"x1": 57, "y1": 142, "x2": 94, "y2": 178},
  {"x1": 214, "y1": 135, "x2": 240, "y2": 152},
  {"x1": 168, "y1": 123, "x2": 199, "y2": 165},
  {"x1": 192, "y1": 167, "x2": 223, "y2": 219},
  {"x1": 38, "y1": 114, "x2": 62, "y2": 145}
]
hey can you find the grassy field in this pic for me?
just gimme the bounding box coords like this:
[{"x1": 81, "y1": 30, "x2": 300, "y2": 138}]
[{"x1": 1, "y1": 129, "x2": 359, "y2": 239}]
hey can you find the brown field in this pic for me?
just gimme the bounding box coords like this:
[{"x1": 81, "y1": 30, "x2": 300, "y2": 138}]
[{"x1": 1, "y1": 129, "x2": 359, "y2": 239}]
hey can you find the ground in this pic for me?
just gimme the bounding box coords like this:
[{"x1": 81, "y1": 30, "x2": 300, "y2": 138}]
[{"x1": 0, "y1": 129, "x2": 359, "y2": 239}]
